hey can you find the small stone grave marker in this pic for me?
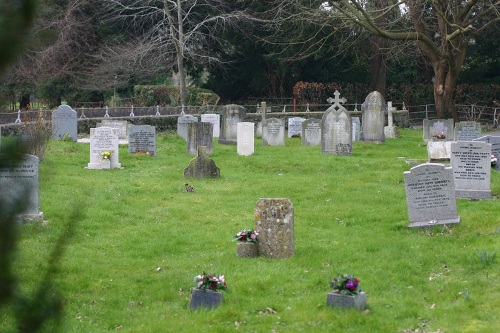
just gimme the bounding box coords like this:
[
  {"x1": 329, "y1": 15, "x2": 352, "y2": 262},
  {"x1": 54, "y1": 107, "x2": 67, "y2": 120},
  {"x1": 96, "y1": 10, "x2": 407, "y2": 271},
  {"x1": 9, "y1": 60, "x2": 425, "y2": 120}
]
[
  {"x1": 177, "y1": 115, "x2": 198, "y2": 140},
  {"x1": 187, "y1": 122, "x2": 213, "y2": 155},
  {"x1": 361, "y1": 91, "x2": 385, "y2": 143},
  {"x1": 237, "y1": 122, "x2": 255, "y2": 156},
  {"x1": 219, "y1": 104, "x2": 246, "y2": 144},
  {"x1": 128, "y1": 125, "x2": 156, "y2": 156},
  {"x1": 263, "y1": 118, "x2": 285, "y2": 146},
  {"x1": 201, "y1": 113, "x2": 221, "y2": 138},
  {"x1": 454, "y1": 121, "x2": 482, "y2": 141},
  {"x1": 52, "y1": 105, "x2": 78, "y2": 141},
  {"x1": 301, "y1": 119, "x2": 321, "y2": 146},
  {"x1": 87, "y1": 127, "x2": 121, "y2": 169},
  {"x1": 184, "y1": 146, "x2": 220, "y2": 178}
]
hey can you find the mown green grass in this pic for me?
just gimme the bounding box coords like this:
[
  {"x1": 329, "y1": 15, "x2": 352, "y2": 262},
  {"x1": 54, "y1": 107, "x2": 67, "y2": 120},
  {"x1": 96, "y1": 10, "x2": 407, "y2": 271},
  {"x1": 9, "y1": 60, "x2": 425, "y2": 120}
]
[{"x1": 4, "y1": 128, "x2": 500, "y2": 332}]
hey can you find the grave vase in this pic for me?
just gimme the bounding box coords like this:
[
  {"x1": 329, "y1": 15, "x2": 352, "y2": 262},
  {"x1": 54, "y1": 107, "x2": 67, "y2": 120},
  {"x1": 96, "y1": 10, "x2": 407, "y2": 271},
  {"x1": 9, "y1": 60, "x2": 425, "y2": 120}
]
[
  {"x1": 326, "y1": 291, "x2": 367, "y2": 310},
  {"x1": 189, "y1": 289, "x2": 223, "y2": 309},
  {"x1": 236, "y1": 242, "x2": 258, "y2": 258},
  {"x1": 101, "y1": 159, "x2": 111, "y2": 169}
]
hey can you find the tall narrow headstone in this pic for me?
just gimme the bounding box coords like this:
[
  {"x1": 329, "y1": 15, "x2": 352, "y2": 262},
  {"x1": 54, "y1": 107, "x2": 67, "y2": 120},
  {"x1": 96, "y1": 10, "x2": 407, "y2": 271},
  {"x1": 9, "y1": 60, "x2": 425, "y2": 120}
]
[
  {"x1": 187, "y1": 122, "x2": 213, "y2": 155},
  {"x1": 423, "y1": 119, "x2": 454, "y2": 142},
  {"x1": 361, "y1": 91, "x2": 385, "y2": 143},
  {"x1": 321, "y1": 91, "x2": 352, "y2": 155},
  {"x1": 219, "y1": 104, "x2": 246, "y2": 144},
  {"x1": 237, "y1": 122, "x2": 255, "y2": 156},
  {"x1": 474, "y1": 135, "x2": 500, "y2": 171},
  {"x1": 184, "y1": 146, "x2": 220, "y2": 178},
  {"x1": 177, "y1": 115, "x2": 198, "y2": 140},
  {"x1": 87, "y1": 127, "x2": 121, "y2": 169},
  {"x1": 0, "y1": 154, "x2": 43, "y2": 222},
  {"x1": 404, "y1": 163, "x2": 460, "y2": 228},
  {"x1": 262, "y1": 118, "x2": 285, "y2": 146},
  {"x1": 288, "y1": 117, "x2": 305, "y2": 138},
  {"x1": 128, "y1": 125, "x2": 156, "y2": 156},
  {"x1": 255, "y1": 198, "x2": 294, "y2": 258},
  {"x1": 454, "y1": 121, "x2": 482, "y2": 141},
  {"x1": 52, "y1": 105, "x2": 78, "y2": 141},
  {"x1": 352, "y1": 117, "x2": 361, "y2": 142},
  {"x1": 450, "y1": 141, "x2": 492, "y2": 199},
  {"x1": 200, "y1": 114, "x2": 221, "y2": 138},
  {"x1": 301, "y1": 119, "x2": 321, "y2": 146}
]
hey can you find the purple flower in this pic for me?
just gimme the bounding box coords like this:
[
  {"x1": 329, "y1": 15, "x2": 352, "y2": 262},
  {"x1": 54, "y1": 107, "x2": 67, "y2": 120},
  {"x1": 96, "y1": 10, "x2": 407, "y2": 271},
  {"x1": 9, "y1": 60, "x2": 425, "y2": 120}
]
[{"x1": 345, "y1": 279, "x2": 358, "y2": 291}]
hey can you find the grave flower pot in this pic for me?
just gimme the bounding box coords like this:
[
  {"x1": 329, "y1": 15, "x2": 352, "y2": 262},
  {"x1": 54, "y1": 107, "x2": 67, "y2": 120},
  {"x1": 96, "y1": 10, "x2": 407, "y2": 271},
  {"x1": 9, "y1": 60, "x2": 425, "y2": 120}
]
[
  {"x1": 189, "y1": 288, "x2": 223, "y2": 309},
  {"x1": 237, "y1": 242, "x2": 258, "y2": 258},
  {"x1": 326, "y1": 291, "x2": 367, "y2": 310}
]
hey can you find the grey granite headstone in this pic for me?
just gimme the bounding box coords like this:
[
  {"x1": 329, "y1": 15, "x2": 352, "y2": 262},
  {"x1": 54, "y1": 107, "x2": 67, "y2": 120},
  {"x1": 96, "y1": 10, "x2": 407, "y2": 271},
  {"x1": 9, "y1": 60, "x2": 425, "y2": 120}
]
[
  {"x1": 404, "y1": 163, "x2": 460, "y2": 228},
  {"x1": 352, "y1": 117, "x2": 360, "y2": 142},
  {"x1": 51, "y1": 105, "x2": 78, "y2": 141},
  {"x1": 237, "y1": 122, "x2": 254, "y2": 156},
  {"x1": 255, "y1": 198, "x2": 294, "y2": 258},
  {"x1": 0, "y1": 154, "x2": 43, "y2": 222},
  {"x1": 184, "y1": 146, "x2": 220, "y2": 178},
  {"x1": 301, "y1": 119, "x2": 321, "y2": 146},
  {"x1": 200, "y1": 113, "x2": 221, "y2": 138},
  {"x1": 450, "y1": 141, "x2": 492, "y2": 199},
  {"x1": 288, "y1": 117, "x2": 305, "y2": 138},
  {"x1": 87, "y1": 127, "x2": 121, "y2": 169},
  {"x1": 177, "y1": 115, "x2": 198, "y2": 140},
  {"x1": 189, "y1": 289, "x2": 223, "y2": 309},
  {"x1": 187, "y1": 122, "x2": 213, "y2": 155},
  {"x1": 219, "y1": 104, "x2": 246, "y2": 145},
  {"x1": 361, "y1": 91, "x2": 385, "y2": 143},
  {"x1": 423, "y1": 119, "x2": 454, "y2": 142},
  {"x1": 474, "y1": 135, "x2": 500, "y2": 171},
  {"x1": 97, "y1": 120, "x2": 131, "y2": 140},
  {"x1": 128, "y1": 125, "x2": 156, "y2": 156},
  {"x1": 263, "y1": 118, "x2": 285, "y2": 146},
  {"x1": 454, "y1": 121, "x2": 482, "y2": 141},
  {"x1": 322, "y1": 91, "x2": 352, "y2": 155}
]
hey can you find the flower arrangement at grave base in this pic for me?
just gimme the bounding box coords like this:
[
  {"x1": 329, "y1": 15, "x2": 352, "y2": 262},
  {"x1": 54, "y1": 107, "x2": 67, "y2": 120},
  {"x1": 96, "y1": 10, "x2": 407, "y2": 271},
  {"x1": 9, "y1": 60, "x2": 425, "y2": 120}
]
[
  {"x1": 134, "y1": 150, "x2": 151, "y2": 156},
  {"x1": 190, "y1": 272, "x2": 228, "y2": 309},
  {"x1": 327, "y1": 274, "x2": 367, "y2": 310},
  {"x1": 101, "y1": 151, "x2": 112, "y2": 160},
  {"x1": 234, "y1": 229, "x2": 259, "y2": 257},
  {"x1": 234, "y1": 229, "x2": 259, "y2": 243},
  {"x1": 432, "y1": 132, "x2": 446, "y2": 140},
  {"x1": 492, "y1": 155, "x2": 497, "y2": 166}
]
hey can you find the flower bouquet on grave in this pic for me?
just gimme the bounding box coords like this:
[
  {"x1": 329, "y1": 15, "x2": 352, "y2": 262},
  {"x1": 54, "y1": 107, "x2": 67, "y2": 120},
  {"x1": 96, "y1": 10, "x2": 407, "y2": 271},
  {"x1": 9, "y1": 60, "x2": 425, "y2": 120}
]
[
  {"x1": 101, "y1": 151, "x2": 112, "y2": 160},
  {"x1": 233, "y1": 229, "x2": 259, "y2": 243},
  {"x1": 327, "y1": 274, "x2": 366, "y2": 310},
  {"x1": 190, "y1": 272, "x2": 228, "y2": 309},
  {"x1": 330, "y1": 274, "x2": 361, "y2": 295},
  {"x1": 234, "y1": 229, "x2": 259, "y2": 257},
  {"x1": 492, "y1": 155, "x2": 497, "y2": 167},
  {"x1": 432, "y1": 132, "x2": 446, "y2": 140},
  {"x1": 134, "y1": 150, "x2": 151, "y2": 156}
]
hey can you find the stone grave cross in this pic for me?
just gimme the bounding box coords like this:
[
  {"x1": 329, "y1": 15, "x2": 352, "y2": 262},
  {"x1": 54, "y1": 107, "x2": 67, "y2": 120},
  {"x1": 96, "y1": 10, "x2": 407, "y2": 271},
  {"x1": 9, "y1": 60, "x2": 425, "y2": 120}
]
[{"x1": 326, "y1": 91, "x2": 347, "y2": 111}]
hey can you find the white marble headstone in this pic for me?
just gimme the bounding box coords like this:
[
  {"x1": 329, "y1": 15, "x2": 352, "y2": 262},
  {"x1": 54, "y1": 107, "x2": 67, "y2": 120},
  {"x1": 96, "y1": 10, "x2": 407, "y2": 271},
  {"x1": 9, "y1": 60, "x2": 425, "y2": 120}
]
[{"x1": 237, "y1": 122, "x2": 255, "y2": 156}]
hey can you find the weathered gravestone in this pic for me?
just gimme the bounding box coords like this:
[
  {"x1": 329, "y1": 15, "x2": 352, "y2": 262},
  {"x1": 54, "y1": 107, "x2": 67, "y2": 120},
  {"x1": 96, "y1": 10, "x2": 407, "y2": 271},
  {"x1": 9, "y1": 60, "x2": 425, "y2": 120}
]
[
  {"x1": 454, "y1": 121, "x2": 482, "y2": 141},
  {"x1": 423, "y1": 119, "x2": 454, "y2": 142},
  {"x1": 361, "y1": 91, "x2": 385, "y2": 143},
  {"x1": 404, "y1": 163, "x2": 460, "y2": 228},
  {"x1": 177, "y1": 115, "x2": 198, "y2": 140},
  {"x1": 97, "y1": 120, "x2": 131, "y2": 140},
  {"x1": 0, "y1": 154, "x2": 43, "y2": 222},
  {"x1": 184, "y1": 146, "x2": 220, "y2": 178},
  {"x1": 474, "y1": 135, "x2": 500, "y2": 171},
  {"x1": 321, "y1": 91, "x2": 352, "y2": 155},
  {"x1": 200, "y1": 113, "x2": 221, "y2": 138},
  {"x1": 87, "y1": 127, "x2": 121, "y2": 169},
  {"x1": 187, "y1": 122, "x2": 213, "y2": 155},
  {"x1": 450, "y1": 141, "x2": 492, "y2": 199},
  {"x1": 263, "y1": 118, "x2": 285, "y2": 146},
  {"x1": 52, "y1": 105, "x2": 78, "y2": 141},
  {"x1": 255, "y1": 198, "x2": 294, "y2": 258},
  {"x1": 128, "y1": 125, "x2": 156, "y2": 156},
  {"x1": 288, "y1": 117, "x2": 305, "y2": 138},
  {"x1": 427, "y1": 141, "x2": 453, "y2": 162},
  {"x1": 384, "y1": 101, "x2": 400, "y2": 138},
  {"x1": 237, "y1": 122, "x2": 255, "y2": 156},
  {"x1": 352, "y1": 117, "x2": 361, "y2": 142},
  {"x1": 219, "y1": 104, "x2": 246, "y2": 144},
  {"x1": 301, "y1": 119, "x2": 322, "y2": 146}
]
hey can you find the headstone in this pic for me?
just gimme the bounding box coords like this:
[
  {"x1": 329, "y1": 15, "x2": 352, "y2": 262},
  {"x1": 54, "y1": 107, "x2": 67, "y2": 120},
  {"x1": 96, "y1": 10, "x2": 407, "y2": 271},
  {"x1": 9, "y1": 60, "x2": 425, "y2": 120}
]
[
  {"x1": 404, "y1": 163, "x2": 460, "y2": 228},
  {"x1": 254, "y1": 198, "x2": 294, "y2": 258},
  {"x1": 384, "y1": 102, "x2": 400, "y2": 138},
  {"x1": 361, "y1": 91, "x2": 385, "y2": 143},
  {"x1": 287, "y1": 117, "x2": 305, "y2": 138},
  {"x1": 321, "y1": 91, "x2": 352, "y2": 155},
  {"x1": 51, "y1": 105, "x2": 78, "y2": 141},
  {"x1": 237, "y1": 122, "x2": 255, "y2": 156},
  {"x1": 427, "y1": 141, "x2": 453, "y2": 161},
  {"x1": 184, "y1": 146, "x2": 220, "y2": 178},
  {"x1": 352, "y1": 117, "x2": 361, "y2": 142},
  {"x1": 454, "y1": 121, "x2": 482, "y2": 141},
  {"x1": 87, "y1": 127, "x2": 121, "y2": 169},
  {"x1": 177, "y1": 115, "x2": 198, "y2": 140},
  {"x1": 187, "y1": 122, "x2": 213, "y2": 155},
  {"x1": 128, "y1": 125, "x2": 156, "y2": 156},
  {"x1": 97, "y1": 120, "x2": 130, "y2": 140},
  {"x1": 219, "y1": 104, "x2": 246, "y2": 144},
  {"x1": 200, "y1": 114, "x2": 221, "y2": 138},
  {"x1": 301, "y1": 119, "x2": 321, "y2": 146},
  {"x1": 0, "y1": 154, "x2": 43, "y2": 222},
  {"x1": 474, "y1": 135, "x2": 500, "y2": 171},
  {"x1": 450, "y1": 141, "x2": 492, "y2": 199},
  {"x1": 422, "y1": 119, "x2": 454, "y2": 142},
  {"x1": 262, "y1": 118, "x2": 285, "y2": 146}
]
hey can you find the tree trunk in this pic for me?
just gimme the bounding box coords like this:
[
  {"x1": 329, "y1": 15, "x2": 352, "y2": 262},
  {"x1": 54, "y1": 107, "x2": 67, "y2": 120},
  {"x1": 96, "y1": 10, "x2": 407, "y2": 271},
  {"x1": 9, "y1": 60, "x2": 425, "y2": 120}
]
[
  {"x1": 368, "y1": 0, "x2": 388, "y2": 96},
  {"x1": 176, "y1": 0, "x2": 187, "y2": 113}
]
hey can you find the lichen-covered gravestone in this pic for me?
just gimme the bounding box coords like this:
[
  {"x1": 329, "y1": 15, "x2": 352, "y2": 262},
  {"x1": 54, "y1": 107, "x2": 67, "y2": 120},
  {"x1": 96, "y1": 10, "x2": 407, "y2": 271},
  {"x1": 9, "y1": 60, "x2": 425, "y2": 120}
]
[
  {"x1": 184, "y1": 146, "x2": 220, "y2": 178},
  {"x1": 255, "y1": 198, "x2": 294, "y2": 258},
  {"x1": 361, "y1": 91, "x2": 385, "y2": 143},
  {"x1": 187, "y1": 122, "x2": 213, "y2": 155}
]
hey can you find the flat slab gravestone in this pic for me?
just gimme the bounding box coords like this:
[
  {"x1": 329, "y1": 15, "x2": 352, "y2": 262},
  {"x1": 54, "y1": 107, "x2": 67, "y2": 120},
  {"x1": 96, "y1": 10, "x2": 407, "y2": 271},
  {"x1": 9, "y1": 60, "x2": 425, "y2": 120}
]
[
  {"x1": 301, "y1": 119, "x2": 321, "y2": 146},
  {"x1": 187, "y1": 122, "x2": 213, "y2": 155},
  {"x1": 450, "y1": 141, "x2": 492, "y2": 199},
  {"x1": 361, "y1": 91, "x2": 385, "y2": 143},
  {"x1": 219, "y1": 104, "x2": 246, "y2": 144},
  {"x1": 87, "y1": 127, "x2": 121, "y2": 169},
  {"x1": 404, "y1": 163, "x2": 460, "y2": 228},
  {"x1": 454, "y1": 121, "x2": 482, "y2": 141},
  {"x1": 184, "y1": 146, "x2": 220, "y2": 178},
  {"x1": 321, "y1": 91, "x2": 352, "y2": 155},
  {"x1": 237, "y1": 122, "x2": 255, "y2": 156},
  {"x1": 288, "y1": 117, "x2": 305, "y2": 138},
  {"x1": 263, "y1": 118, "x2": 285, "y2": 146},
  {"x1": 201, "y1": 114, "x2": 221, "y2": 138},
  {"x1": 177, "y1": 115, "x2": 198, "y2": 141},
  {"x1": 474, "y1": 135, "x2": 500, "y2": 171},
  {"x1": 0, "y1": 154, "x2": 43, "y2": 222},
  {"x1": 128, "y1": 125, "x2": 156, "y2": 156},
  {"x1": 423, "y1": 119, "x2": 454, "y2": 142},
  {"x1": 255, "y1": 198, "x2": 294, "y2": 258},
  {"x1": 97, "y1": 120, "x2": 131, "y2": 140},
  {"x1": 52, "y1": 105, "x2": 78, "y2": 141}
]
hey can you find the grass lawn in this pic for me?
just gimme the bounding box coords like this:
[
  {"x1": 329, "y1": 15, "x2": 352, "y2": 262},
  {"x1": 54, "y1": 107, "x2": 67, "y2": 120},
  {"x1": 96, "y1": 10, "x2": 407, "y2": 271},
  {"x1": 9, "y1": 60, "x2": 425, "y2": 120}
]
[{"x1": 3, "y1": 128, "x2": 499, "y2": 332}]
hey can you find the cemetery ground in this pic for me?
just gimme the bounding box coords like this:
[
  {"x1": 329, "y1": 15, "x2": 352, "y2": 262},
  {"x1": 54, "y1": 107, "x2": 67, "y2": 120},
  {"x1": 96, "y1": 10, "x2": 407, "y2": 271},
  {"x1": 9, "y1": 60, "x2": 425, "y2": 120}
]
[{"x1": 4, "y1": 128, "x2": 500, "y2": 332}]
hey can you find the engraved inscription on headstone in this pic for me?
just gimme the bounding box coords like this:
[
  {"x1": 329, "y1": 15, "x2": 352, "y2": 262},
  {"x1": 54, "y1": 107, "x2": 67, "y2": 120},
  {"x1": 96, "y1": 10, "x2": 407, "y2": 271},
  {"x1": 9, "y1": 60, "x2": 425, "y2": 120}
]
[
  {"x1": 52, "y1": 105, "x2": 78, "y2": 141},
  {"x1": 128, "y1": 125, "x2": 156, "y2": 156},
  {"x1": 87, "y1": 127, "x2": 121, "y2": 169},
  {"x1": 301, "y1": 119, "x2": 321, "y2": 146},
  {"x1": 454, "y1": 121, "x2": 482, "y2": 141},
  {"x1": 263, "y1": 118, "x2": 285, "y2": 146}
]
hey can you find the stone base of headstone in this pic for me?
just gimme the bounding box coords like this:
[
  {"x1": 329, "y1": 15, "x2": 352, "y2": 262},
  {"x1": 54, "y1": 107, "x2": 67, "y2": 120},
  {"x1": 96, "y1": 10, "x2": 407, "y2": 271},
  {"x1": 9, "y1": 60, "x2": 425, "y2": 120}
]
[
  {"x1": 189, "y1": 289, "x2": 223, "y2": 309},
  {"x1": 87, "y1": 160, "x2": 120, "y2": 169},
  {"x1": 237, "y1": 242, "x2": 258, "y2": 258},
  {"x1": 455, "y1": 189, "x2": 492, "y2": 200},
  {"x1": 408, "y1": 217, "x2": 460, "y2": 228},
  {"x1": 17, "y1": 212, "x2": 44, "y2": 223},
  {"x1": 384, "y1": 126, "x2": 400, "y2": 138},
  {"x1": 326, "y1": 291, "x2": 366, "y2": 310}
]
